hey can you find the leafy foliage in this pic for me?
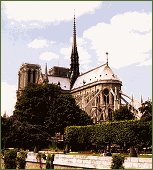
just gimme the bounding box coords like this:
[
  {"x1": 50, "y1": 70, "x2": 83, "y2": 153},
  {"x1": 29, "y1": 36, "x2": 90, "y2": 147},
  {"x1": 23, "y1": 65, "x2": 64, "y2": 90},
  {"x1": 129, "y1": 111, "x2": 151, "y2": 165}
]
[
  {"x1": 3, "y1": 116, "x2": 51, "y2": 150},
  {"x1": 112, "y1": 107, "x2": 135, "y2": 121},
  {"x1": 4, "y1": 149, "x2": 18, "y2": 169},
  {"x1": 65, "y1": 120, "x2": 152, "y2": 150},
  {"x1": 2, "y1": 83, "x2": 92, "y2": 150},
  {"x1": 16, "y1": 151, "x2": 28, "y2": 169},
  {"x1": 139, "y1": 101, "x2": 152, "y2": 122},
  {"x1": 46, "y1": 153, "x2": 54, "y2": 169},
  {"x1": 130, "y1": 147, "x2": 137, "y2": 157},
  {"x1": 111, "y1": 154, "x2": 124, "y2": 169},
  {"x1": 47, "y1": 94, "x2": 93, "y2": 134}
]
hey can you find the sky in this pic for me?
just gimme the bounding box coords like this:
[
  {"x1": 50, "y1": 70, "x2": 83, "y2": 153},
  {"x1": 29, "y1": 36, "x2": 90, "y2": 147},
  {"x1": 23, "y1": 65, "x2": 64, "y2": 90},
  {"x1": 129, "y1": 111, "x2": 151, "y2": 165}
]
[{"x1": 1, "y1": 1, "x2": 152, "y2": 117}]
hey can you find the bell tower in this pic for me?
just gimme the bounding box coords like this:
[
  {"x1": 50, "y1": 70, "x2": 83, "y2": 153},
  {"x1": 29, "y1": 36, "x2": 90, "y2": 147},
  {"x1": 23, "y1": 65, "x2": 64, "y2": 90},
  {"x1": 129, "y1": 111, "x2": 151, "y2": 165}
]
[{"x1": 70, "y1": 10, "x2": 79, "y2": 88}]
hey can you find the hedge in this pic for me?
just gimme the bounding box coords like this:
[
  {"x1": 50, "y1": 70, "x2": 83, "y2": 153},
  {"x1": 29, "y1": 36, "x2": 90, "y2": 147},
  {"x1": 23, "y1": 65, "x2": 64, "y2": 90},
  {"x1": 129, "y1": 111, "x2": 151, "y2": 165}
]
[{"x1": 65, "y1": 120, "x2": 152, "y2": 148}]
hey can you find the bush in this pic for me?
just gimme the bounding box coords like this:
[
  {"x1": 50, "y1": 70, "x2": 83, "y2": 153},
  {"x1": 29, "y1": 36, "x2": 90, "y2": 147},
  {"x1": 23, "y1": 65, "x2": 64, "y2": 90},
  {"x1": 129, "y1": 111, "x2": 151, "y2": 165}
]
[
  {"x1": 111, "y1": 154, "x2": 124, "y2": 169},
  {"x1": 65, "y1": 144, "x2": 69, "y2": 153},
  {"x1": 4, "y1": 149, "x2": 18, "y2": 169},
  {"x1": 65, "y1": 120, "x2": 152, "y2": 150},
  {"x1": 34, "y1": 146, "x2": 38, "y2": 153},
  {"x1": 36, "y1": 152, "x2": 46, "y2": 160},
  {"x1": 16, "y1": 151, "x2": 28, "y2": 169},
  {"x1": 130, "y1": 147, "x2": 137, "y2": 157},
  {"x1": 46, "y1": 153, "x2": 54, "y2": 169},
  {"x1": 46, "y1": 153, "x2": 51, "y2": 169}
]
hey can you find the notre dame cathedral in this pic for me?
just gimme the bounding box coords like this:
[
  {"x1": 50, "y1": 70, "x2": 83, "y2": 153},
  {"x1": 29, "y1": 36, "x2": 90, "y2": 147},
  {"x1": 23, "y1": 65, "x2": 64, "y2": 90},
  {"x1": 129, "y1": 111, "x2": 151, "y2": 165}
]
[{"x1": 16, "y1": 14, "x2": 142, "y2": 123}]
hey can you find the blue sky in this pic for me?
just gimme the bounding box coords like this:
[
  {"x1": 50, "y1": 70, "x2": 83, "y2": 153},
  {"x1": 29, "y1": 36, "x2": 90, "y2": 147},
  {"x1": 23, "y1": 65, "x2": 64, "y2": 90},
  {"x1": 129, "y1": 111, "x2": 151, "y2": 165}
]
[{"x1": 1, "y1": 1, "x2": 152, "y2": 116}]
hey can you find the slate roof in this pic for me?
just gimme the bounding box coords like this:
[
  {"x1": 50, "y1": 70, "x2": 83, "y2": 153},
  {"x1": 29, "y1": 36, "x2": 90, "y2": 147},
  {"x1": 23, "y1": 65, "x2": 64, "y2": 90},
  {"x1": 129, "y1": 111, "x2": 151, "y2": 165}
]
[{"x1": 72, "y1": 63, "x2": 121, "y2": 90}]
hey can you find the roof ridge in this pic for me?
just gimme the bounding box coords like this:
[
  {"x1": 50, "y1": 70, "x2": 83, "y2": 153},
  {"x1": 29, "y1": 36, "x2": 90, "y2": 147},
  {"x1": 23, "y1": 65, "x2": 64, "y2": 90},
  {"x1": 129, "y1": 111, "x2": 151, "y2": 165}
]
[{"x1": 79, "y1": 63, "x2": 107, "y2": 77}]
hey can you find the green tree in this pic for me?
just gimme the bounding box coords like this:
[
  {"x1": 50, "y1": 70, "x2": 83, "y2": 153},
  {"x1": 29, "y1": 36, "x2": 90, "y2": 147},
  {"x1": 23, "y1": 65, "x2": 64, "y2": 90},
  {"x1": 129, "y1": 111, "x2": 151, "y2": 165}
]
[
  {"x1": 139, "y1": 101, "x2": 152, "y2": 122},
  {"x1": 3, "y1": 83, "x2": 93, "y2": 149},
  {"x1": 14, "y1": 83, "x2": 61, "y2": 126},
  {"x1": 112, "y1": 107, "x2": 135, "y2": 121},
  {"x1": 3, "y1": 116, "x2": 51, "y2": 150},
  {"x1": 46, "y1": 94, "x2": 93, "y2": 134}
]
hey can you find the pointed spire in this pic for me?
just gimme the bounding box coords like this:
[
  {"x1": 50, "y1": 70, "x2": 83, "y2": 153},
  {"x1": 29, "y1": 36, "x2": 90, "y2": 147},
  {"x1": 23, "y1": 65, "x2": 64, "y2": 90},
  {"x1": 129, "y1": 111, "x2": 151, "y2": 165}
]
[
  {"x1": 70, "y1": 9, "x2": 79, "y2": 89},
  {"x1": 106, "y1": 52, "x2": 108, "y2": 66},
  {"x1": 44, "y1": 63, "x2": 49, "y2": 84},
  {"x1": 141, "y1": 95, "x2": 143, "y2": 104},
  {"x1": 73, "y1": 9, "x2": 76, "y2": 51}
]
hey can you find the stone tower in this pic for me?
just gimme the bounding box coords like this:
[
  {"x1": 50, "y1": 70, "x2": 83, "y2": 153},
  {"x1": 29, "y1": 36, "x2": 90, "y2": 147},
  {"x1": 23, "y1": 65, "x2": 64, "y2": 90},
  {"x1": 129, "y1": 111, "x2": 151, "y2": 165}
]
[
  {"x1": 16, "y1": 63, "x2": 41, "y2": 99},
  {"x1": 70, "y1": 10, "x2": 79, "y2": 88}
]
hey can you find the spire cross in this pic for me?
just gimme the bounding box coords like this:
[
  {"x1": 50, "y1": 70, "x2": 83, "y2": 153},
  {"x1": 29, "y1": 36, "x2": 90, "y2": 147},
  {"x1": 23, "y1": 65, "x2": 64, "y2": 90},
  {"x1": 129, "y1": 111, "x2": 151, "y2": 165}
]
[{"x1": 106, "y1": 52, "x2": 108, "y2": 66}]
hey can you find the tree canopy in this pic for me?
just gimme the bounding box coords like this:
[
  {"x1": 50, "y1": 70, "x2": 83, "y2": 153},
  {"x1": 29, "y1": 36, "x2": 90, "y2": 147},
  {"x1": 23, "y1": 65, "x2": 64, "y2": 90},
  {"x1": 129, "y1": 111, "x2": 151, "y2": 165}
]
[
  {"x1": 2, "y1": 83, "x2": 93, "y2": 149},
  {"x1": 112, "y1": 107, "x2": 135, "y2": 121},
  {"x1": 139, "y1": 101, "x2": 152, "y2": 122}
]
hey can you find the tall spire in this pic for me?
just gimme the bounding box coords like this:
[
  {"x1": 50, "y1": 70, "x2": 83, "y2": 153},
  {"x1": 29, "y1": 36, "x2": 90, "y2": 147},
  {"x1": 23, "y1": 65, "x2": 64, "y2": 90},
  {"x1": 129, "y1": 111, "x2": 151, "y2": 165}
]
[
  {"x1": 44, "y1": 63, "x2": 49, "y2": 84},
  {"x1": 106, "y1": 52, "x2": 108, "y2": 66},
  {"x1": 73, "y1": 9, "x2": 76, "y2": 51},
  {"x1": 70, "y1": 9, "x2": 79, "y2": 89}
]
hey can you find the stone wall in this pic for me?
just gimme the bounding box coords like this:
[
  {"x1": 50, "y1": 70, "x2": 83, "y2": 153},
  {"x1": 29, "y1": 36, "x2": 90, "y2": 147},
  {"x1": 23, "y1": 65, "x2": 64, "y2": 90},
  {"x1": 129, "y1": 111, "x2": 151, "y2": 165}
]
[
  {"x1": 53, "y1": 154, "x2": 152, "y2": 169},
  {"x1": 123, "y1": 157, "x2": 152, "y2": 169},
  {"x1": 53, "y1": 154, "x2": 112, "y2": 169},
  {"x1": 1, "y1": 153, "x2": 152, "y2": 169}
]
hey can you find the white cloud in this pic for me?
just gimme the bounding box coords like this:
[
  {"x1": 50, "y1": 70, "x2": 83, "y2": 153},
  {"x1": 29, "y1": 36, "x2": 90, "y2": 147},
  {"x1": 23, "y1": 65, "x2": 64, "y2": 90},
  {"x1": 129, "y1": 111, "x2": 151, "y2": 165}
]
[
  {"x1": 28, "y1": 39, "x2": 49, "y2": 49},
  {"x1": 60, "y1": 47, "x2": 71, "y2": 59},
  {"x1": 83, "y1": 12, "x2": 152, "y2": 68},
  {"x1": 3, "y1": 1, "x2": 102, "y2": 22},
  {"x1": 1, "y1": 82, "x2": 17, "y2": 117},
  {"x1": 39, "y1": 52, "x2": 59, "y2": 61},
  {"x1": 137, "y1": 59, "x2": 152, "y2": 66}
]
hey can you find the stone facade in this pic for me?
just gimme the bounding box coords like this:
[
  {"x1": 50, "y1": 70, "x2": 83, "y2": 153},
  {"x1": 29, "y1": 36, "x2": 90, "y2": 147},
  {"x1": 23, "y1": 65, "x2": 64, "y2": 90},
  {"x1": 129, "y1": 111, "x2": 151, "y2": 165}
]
[
  {"x1": 49, "y1": 66, "x2": 70, "y2": 78},
  {"x1": 16, "y1": 63, "x2": 41, "y2": 99}
]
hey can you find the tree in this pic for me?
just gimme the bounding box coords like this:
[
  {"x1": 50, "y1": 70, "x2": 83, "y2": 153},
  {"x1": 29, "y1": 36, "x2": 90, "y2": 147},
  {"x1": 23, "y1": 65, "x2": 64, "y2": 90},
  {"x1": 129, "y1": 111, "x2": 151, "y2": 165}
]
[
  {"x1": 3, "y1": 116, "x2": 51, "y2": 150},
  {"x1": 45, "y1": 94, "x2": 93, "y2": 134},
  {"x1": 139, "y1": 101, "x2": 152, "y2": 122},
  {"x1": 112, "y1": 107, "x2": 135, "y2": 121},
  {"x1": 13, "y1": 83, "x2": 61, "y2": 125},
  {"x1": 3, "y1": 83, "x2": 93, "y2": 149}
]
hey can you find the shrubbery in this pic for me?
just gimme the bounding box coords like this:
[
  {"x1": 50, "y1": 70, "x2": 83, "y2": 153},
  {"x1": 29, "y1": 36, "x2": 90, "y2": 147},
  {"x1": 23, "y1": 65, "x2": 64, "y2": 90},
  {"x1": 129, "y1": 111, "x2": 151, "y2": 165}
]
[
  {"x1": 111, "y1": 154, "x2": 124, "y2": 169},
  {"x1": 4, "y1": 149, "x2": 18, "y2": 169},
  {"x1": 130, "y1": 147, "x2": 137, "y2": 157},
  {"x1": 46, "y1": 153, "x2": 54, "y2": 169},
  {"x1": 65, "y1": 120, "x2": 152, "y2": 150},
  {"x1": 16, "y1": 151, "x2": 28, "y2": 169}
]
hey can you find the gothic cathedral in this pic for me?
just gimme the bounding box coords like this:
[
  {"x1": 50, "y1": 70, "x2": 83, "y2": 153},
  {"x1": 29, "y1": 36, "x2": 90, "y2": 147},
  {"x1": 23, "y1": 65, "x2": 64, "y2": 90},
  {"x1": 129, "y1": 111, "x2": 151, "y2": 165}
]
[{"x1": 16, "y1": 13, "x2": 142, "y2": 123}]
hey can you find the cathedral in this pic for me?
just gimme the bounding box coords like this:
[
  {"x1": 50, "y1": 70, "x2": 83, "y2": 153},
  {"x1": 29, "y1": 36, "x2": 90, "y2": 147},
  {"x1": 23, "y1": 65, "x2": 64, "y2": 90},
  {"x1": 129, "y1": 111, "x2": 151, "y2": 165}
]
[{"x1": 16, "y1": 13, "x2": 142, "y2": 123}]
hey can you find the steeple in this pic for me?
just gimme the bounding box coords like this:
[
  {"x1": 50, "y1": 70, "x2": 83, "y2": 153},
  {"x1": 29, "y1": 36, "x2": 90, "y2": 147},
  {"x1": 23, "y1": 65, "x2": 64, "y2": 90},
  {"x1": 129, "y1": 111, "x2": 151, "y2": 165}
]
[
  {"x1": 44, "y1": 63, "x2": 49, "y2": 84},
  {"x1": 106, "y1": 52, "x2": 108, "y2": 66},
  {"x1": 73, "y1": 9, "x2": 76, "y2": 51},
  {"x1": 70, "y1": 10, "x2": 79, "y2": 88}
]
